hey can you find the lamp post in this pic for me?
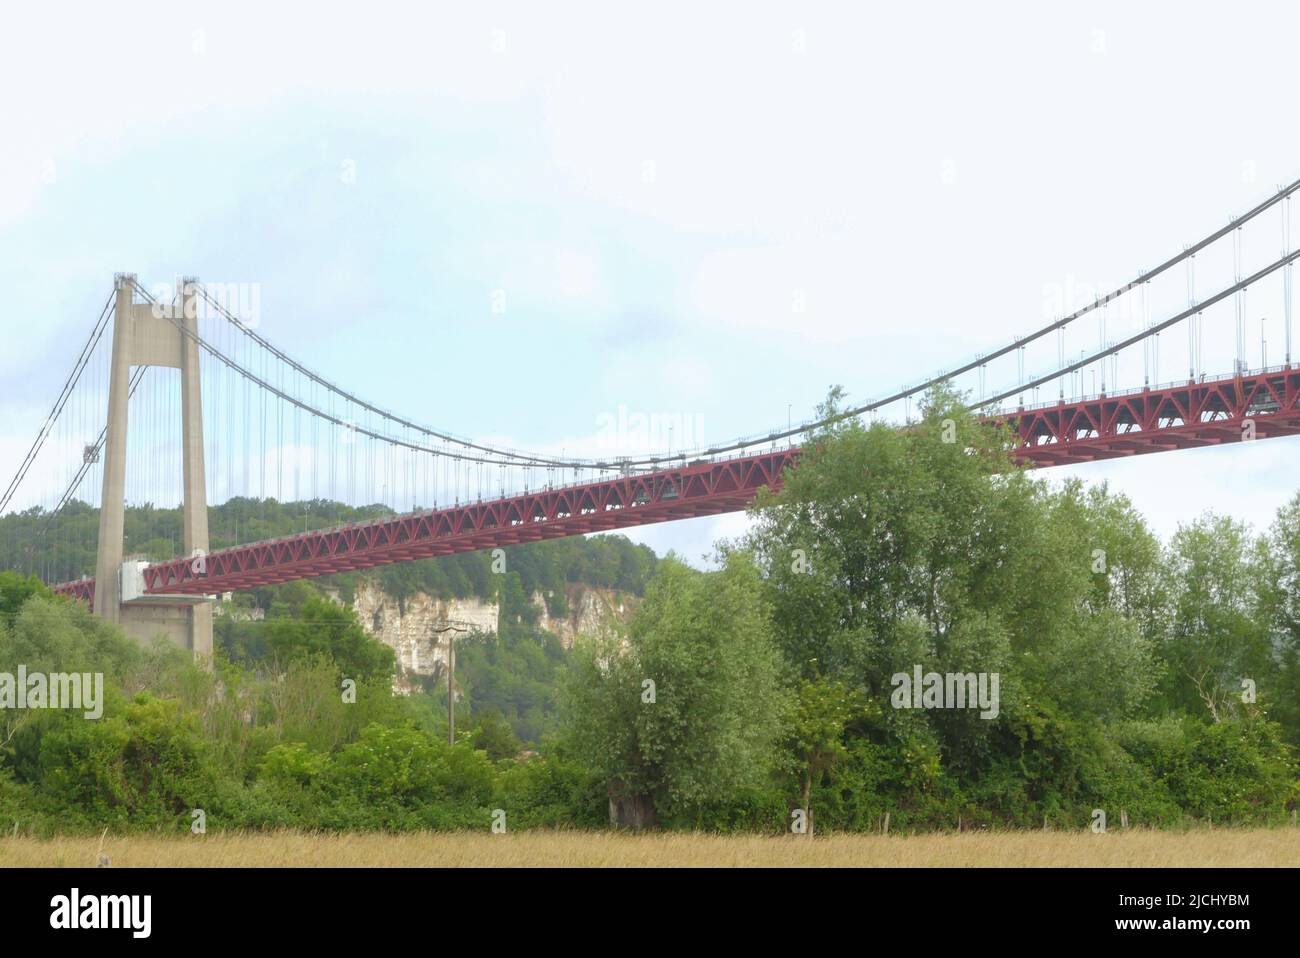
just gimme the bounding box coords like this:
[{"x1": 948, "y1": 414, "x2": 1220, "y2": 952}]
[{"x1": 433, "y1": 623, "x2": 470, "y2": 745}]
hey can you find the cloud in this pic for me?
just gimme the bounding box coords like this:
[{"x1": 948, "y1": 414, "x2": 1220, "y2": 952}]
[
  {"x1": 5, "y1": 0, "x2": 1300, "y2": 567},
  {"x1": 1051, "y1": 435, "x2": 1300, "y2": 541},
  {"x1": 616, "y1": 512, "x2": 756, "y2": 570}
]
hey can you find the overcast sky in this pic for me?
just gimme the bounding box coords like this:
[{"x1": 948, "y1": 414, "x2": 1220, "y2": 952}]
[{"x1": 2, "y1": 1, "x2": 1299, "y2": 566}]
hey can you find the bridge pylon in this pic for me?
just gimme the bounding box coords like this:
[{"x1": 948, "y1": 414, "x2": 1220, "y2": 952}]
[{"x1": 93, "y1": 274, "x2": 213, "y2": 660}]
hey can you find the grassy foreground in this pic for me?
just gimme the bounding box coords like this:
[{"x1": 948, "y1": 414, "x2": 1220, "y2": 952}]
[{"x1": 1, "y1": 828, "x2": 1297, "y2": 867}]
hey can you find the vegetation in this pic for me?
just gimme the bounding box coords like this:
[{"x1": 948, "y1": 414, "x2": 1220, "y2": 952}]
[
  {"x1": 0, "y1": 385, "x2": 1298, "y2": 837},
  {"x1": 564, "y1": 555, "x2": 787, "y2": 828}
]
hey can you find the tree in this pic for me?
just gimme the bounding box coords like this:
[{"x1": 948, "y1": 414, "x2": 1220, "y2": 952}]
[
  {"x1": 263, "y1": 597, "x2": 395, "y2": 682},
  {"x1": 1259, "y1": 494, "x2": 1300, "y2": 742},
  {"x1": 789, "y1": 678, "x2": 859, "y2": 836},
  {"x1": 469, "y1": 709, "x2": 522, "y2": 762},
  {"x1": 746, "y1": 384, "x2": 1034, "y2": 689},
  {"x1": 0, "y1": 572, "x2": 51, "y2": 621},
  {"x1": 1161, "y1": 514, "x2": 1271, "y2": 722},
  {"x1": 563, "y1": 554, "x2": 788, "y2": 827},
  {"x1": 744, "y1": 384, "x2": 1169, "y2": 819}
]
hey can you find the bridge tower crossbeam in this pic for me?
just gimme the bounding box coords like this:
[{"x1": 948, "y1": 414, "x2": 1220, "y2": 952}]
[{"x1": 93, "y1": 273, "x2": 213, "y2": 659}]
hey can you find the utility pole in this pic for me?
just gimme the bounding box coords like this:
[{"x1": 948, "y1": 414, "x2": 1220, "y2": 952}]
[{"x1": 433, "y1": 623, "x2": 470, "y2": 745}]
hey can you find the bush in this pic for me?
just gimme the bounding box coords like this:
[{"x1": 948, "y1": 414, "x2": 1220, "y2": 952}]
[
  {"x1": 496, "y1": 756, "x2": 607, "y2": 829},
  {"x1": 26, "y1": 693, "x2": 218, "y2": 830}
]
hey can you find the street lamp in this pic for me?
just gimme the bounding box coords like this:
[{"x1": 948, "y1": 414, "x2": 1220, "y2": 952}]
[{"x1": 433, "y1": 623, "x2": 470, "y2": 745}]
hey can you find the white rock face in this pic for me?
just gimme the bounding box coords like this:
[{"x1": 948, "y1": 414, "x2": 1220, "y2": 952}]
[
  {"x1": 332, "y1": 582, "x2": 497, "y2": 676},
  {"x1": 533, "y1": 587, "x2": 631, "y2": 648},
  {"x1": 212, "y1": 603, "x2": 264, "y2": 622},
  {"x1": 325, "y1": 580, "x2": 636, "y2": 679}
]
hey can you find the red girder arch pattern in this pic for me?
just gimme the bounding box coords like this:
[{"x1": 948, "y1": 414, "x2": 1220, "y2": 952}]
[
  {"x1": 49, "y1": 367, "x2": 1300, "y2": 606},
  {"x1": 135, "y1": 449, "x2": 797, "y2": 597},
  {"x1": 997, "y1": 367, "x2": 1300, "y2": 466},
  {"x1": 56, "y1": 579, "x2": 96, "y2": 604}
]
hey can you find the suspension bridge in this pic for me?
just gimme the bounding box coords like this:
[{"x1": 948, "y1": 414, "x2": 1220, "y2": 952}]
[{"x1": 4, "y1": 177, "x2": 1300, "y2": 657}]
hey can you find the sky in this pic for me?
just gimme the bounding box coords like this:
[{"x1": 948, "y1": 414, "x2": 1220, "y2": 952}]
[{"x1": 2, "y1": 1, "x2": 1300, "y2": 567}]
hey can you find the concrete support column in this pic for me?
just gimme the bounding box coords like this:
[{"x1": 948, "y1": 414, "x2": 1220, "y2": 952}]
[
  {"x1": 179, "y1": 280, "x2": 211, "y2": 660},
  {"x1": 93, "y1": 275, "x2": 134, "y2": 622},
  {"x1": 179, "y1": 277, "x2": 212, "y2": 660},
  {"x1": 95, "y1": 272, "x2": 213, "y2": 661}
]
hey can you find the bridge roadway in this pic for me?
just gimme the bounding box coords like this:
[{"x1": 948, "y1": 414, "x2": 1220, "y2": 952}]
[{"x1": 52, "y1": 365, "x2": 1300, "y2": 605}]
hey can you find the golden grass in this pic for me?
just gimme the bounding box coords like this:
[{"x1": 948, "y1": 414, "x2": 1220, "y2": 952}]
[{"x1": 0, "y1": 828, "x2": 1297, "y2": 867}]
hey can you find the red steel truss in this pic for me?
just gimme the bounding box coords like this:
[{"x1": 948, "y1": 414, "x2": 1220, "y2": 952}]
[
  {"x1": 995, "y1": 366, "x2": 1300, "y2": 466},
  {"x1": 56, "y1": 579, "x2": 96, "y2": 604},
  {"x1": 50, "y1": 367, "x2": 1300, "y2": 605},
  {"x1": 128, "y1": 449, "x2": 794, "y2": 600}
]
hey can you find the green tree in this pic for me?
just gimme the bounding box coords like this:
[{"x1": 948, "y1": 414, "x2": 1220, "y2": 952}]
[
  {"x1": 1260, "y1": 494, "x2": 1300, "y2": 743},
  {"x1": 788, "y1": 678, "x2": 859, "y2": 836},
  {"x1": 263, "y1": 597, "x2": 395, "y2": 682},
  {"x1": 30, "y1": 693, "x2": 216, "y2": 828},
  {"x1": 746, "y1": 385, "x2": 1034, "y2": 688},
  {"x1": 0, "y1": 571, "x2": 52, "y2": 621},
  {"x1": 469, "y1": 709, "x2": 522, "y2": 762},
  {"x1": 563, "y1": 554, "x2": 788, "y2": 827},
  {"x1": 1161, "y1": 514, "x2": 1271, "y2": 722},
  {"x1": 745, "y1": 384, "x2": 1168, "y2": 822}
]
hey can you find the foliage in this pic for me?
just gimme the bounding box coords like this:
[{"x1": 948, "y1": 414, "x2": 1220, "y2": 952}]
[
  {"x1": 563, "y1": 554, "x2": 789, "y2": 824},
  {"x1": 261, "y1": 597, "x2": 396, "y2": 682},
  {"x1": 1, "y1": 393, "x2": 1299, "y2": 834}
]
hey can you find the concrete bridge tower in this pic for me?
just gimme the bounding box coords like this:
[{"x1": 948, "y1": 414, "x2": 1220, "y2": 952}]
[{"x1": 93, "y1": 273, "x2": 213, "y2": 659}]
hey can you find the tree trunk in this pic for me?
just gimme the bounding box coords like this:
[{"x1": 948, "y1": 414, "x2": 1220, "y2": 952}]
[
  {"x1": 802, "y1": 769, "x2": 814, "y2": 837},
  {"x1": 608, "y1": 787, "x2": 657, "y2": 829}
]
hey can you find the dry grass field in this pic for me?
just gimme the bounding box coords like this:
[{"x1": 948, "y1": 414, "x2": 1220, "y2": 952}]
[{"x1": 0, "y1": 828, "x2": 1296, "y2": 867}]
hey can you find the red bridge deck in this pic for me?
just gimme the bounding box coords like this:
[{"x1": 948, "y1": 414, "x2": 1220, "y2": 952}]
[
  {"x1": 1001, "y1": 365, "x2": 1300, "y2": 466},
  {"x1": 51, "y1": 366, "x2": 1300, "y2": 605}
]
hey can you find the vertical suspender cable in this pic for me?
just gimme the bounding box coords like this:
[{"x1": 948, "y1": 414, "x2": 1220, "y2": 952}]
[
  {"x1": 1286, "y1": 193, "x2": 1293, "y2": 366},
  {"x1": 1099, "y1": 302, "x2": 1107, "y2": 393},
  {"x1": 1139, "y1": 275, "x2": 1149, "y2": 386},
  {"x1": 1234, "y1": 225, "x2": 1245, "y2": 374},
  {"x1": 1057, "y1": 326, "x2": 1065, "y2": 400},
  {"x1": 1187, "y1": 252, "x2": 1196, "y2": 379}
]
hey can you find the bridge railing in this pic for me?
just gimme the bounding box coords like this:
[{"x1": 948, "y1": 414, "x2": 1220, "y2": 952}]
[{"x1": 989, "y1": 365, "x2": 1296, "y2": 417}]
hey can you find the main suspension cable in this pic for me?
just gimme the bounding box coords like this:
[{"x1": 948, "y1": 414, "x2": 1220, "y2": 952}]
[
  {"x1": 0, "y1": 289, "x2": 115, "y2": 515},
  {"x1": 195, "y1": 179, "x2": 1300, "y2": 468}
]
